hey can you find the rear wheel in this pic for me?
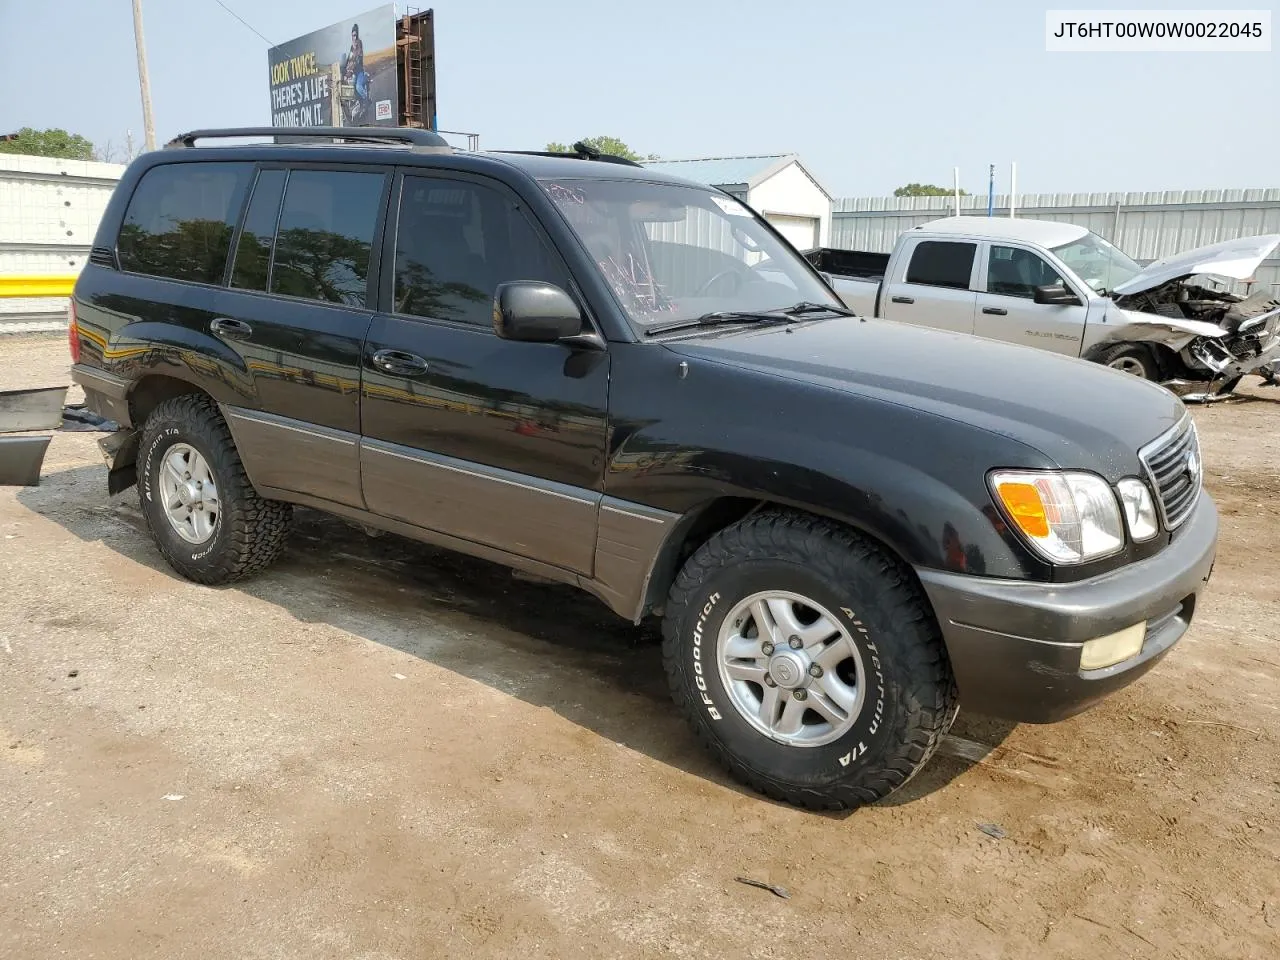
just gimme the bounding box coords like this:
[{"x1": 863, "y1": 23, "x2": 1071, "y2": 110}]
[
  {"x1": 662, "y1": 510, "x2": 957, "y2": 810},
  {"x1": 137, "y1": 394, "x2": 291, "y2": 584},
  {"x1": 1097, "y1": 343, "x2": 1159, "y2": 381}
]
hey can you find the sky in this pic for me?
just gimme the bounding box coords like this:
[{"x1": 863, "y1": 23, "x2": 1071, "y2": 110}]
[{"x1": 0, "y1": 0, "x2": 1275, "y2": 198}]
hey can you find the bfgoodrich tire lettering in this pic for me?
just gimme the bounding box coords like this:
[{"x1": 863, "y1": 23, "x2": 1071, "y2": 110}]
[
  {"x1": 137, "y1": 394, "x2": 292, "y2": 585},
  {"x1": 662, "y1": 510, "x2": 957, "y2": 810}
]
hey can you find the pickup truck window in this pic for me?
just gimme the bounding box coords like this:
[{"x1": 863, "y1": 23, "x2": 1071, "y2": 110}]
[
  {"x1": 117, "y1": 161, "x2": 254, "y2": 286},
  {"x1": 904, "y1": 241, "x2": 976, "y2": 290},
  {"x1": 269, "y1": 169, "x2": 386, "y2": 307},
  {"x1": 987, "y1": 245, "x2": 1066, "y2": 299},
  {"x1": 230, "y1": 169, "x2": 286, "y2": 293},
  {"x1": 1049, "y1": 231, "x2": 1143, "y2": 294},
  {"x1": 393, "y1": 176, "x2": 570, "y2": 325},
  {"x1": 539, "y1": 179, "x2": 838, "y2": 328}
]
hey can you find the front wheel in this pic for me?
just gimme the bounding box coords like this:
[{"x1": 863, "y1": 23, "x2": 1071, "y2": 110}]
[
  {"x1": 1096, "y1": 342, "x2": 1159, "y2": 381},
  {"x1": 662, "y1": 511, "x2": 957, "y2": 810}
]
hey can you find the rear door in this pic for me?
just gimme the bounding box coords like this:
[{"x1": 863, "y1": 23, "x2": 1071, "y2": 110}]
[
  {"x1": 879, "y1": 237, "x2": 978, "y2": 334},
  {"x1": 974, "y1": 242, "x2": 1088, "y2": 355},
  {"x1": 217, "y1": 163, "x2": 391, "y2": 508},
  {"x1": 358, "y1": 170, "x2": 609, "y2": 574}
]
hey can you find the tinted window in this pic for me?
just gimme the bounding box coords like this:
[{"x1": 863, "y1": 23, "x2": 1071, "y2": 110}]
[
  {"x1": 987, "y1": 245, "x2": 1067, "y2": 299},
  {"x1": 117, "y1": 162, "x2": 253, "y2": 284},
  {"x1": 905, "y1": 241, "x2": 976, "y2": 289},
  {"x1": 230, "y1": 169, "x2": 286, "y2": 292},
  {"x1": 394, "y1": 176, "x2": 570, "y2": 325},
  {"x1": 271, "y1": 170, "x2": 386, "y2": 307}
]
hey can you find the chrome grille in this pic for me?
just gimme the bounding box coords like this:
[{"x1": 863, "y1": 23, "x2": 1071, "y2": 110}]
[{"x1": 1139, "y1": 417, "x2": 1201, "y2": 531}]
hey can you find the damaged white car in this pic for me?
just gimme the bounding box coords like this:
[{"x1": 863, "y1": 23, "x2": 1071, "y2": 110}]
[
  {"x1": 812, "y1": 218, "x2": 1280, "y2": 401},
  {"x1": 1103, "y1": 234, "x2": 1280, "y2": 398}
]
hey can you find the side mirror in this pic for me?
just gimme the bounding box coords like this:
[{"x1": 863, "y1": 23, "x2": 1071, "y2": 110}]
[
  {"x1": 493, "y1": 281, "x2": 583, "y2": 343},
  {"x1": 1033, "y1": 283, "x2": 1081, "y2": 306}
]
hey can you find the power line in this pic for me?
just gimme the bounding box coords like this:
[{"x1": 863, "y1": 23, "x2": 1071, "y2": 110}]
[{"x1": 209, "y1": 0, "x2": 275, "y2": 46}]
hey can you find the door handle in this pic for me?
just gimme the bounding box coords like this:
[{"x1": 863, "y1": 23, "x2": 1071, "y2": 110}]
[
  {"x1": 891, "y1": 296, "x2": 914, "y2": 304},
  {"x1": 371, "y1": 349, "x2": 429, "y2": 376},
  {"x1": 210, "y1": 317, "x2": 252, "y2": 340},
  {"x1": 982, "y1": 307, "x2": 1008, "y2": 316}
]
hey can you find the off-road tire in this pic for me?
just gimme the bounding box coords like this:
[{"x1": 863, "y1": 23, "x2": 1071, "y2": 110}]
[
  {"x1": 662, "y1": 510, "x2": 957, "y2": 810},
  {"x1": 1096, "y1": 343, "x2": 1159, "y2": 381},
  {"x1": 137, "y1": 394, "x2": 291, "y2": 585}
]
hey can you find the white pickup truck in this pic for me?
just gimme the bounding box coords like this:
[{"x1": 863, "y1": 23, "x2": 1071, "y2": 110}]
[{"x1": 807, "y1": 217, "x2": 1280, "y2": 397}]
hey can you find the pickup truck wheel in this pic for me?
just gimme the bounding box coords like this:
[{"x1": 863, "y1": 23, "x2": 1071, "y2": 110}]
[
  {"x1": 1097, "y1": 343, "x2": 1158, "y2": 380},
  {"x1": 137, "y1": 395, "x2": 291, "y2": 585},
  {"x1": 662, "y1": 511, "x2": 957, "y2": 810}
]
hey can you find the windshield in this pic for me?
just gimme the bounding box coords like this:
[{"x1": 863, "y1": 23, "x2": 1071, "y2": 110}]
[
  {"x1": 538, "y1": 178, "x2": 842, "y2": 328},
  {"x1": 1049, "y1": 230, "x2": 1144, "y2": 294}
]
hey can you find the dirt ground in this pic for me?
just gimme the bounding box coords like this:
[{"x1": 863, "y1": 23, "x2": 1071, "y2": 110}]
[{"x1": 2, "y1": 334, "x2": 1277, "y2": 960}]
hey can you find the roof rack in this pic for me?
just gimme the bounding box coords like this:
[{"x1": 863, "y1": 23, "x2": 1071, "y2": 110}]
[
  {"x1": 494, "y1": 140, "x2": 643, "y2": 167},
  {"x1": 164, "y1": 126, "x2": 453, "y2": 154}
]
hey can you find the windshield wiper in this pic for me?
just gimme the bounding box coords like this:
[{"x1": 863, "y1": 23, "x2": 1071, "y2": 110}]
[
  {"x1": 643, "y1": 311, "x2": 795, "y2": 337},
  {"x1": 782, "y1": 301, "x2": 858, "y2": 318}
]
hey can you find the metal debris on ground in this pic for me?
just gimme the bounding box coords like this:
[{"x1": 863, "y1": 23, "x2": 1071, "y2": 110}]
[
  {"x1": 0, "y1": 386, "x2": 68, "y2": 433},
  {"x1": 976, "y1": 822, "x2": 1007, "y2": 839},
  {"x1": 735, "y1": 876, "x2": 791, "y2": 899},
  {"x1": 60, "y1": 406, "x2": 119, "y2": 432}
]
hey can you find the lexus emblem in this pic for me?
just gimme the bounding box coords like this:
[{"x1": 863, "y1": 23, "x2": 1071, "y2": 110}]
[{"x1": 1186, "y1": 448, "x2": 1201, "y2": 485}]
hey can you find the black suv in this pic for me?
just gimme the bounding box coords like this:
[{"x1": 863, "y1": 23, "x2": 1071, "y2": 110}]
[{"x1": 70, "y1": 127, "x2": 1217, "y2": 809}]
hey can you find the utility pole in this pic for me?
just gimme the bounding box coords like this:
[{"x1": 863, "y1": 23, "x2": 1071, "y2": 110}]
[{"x1": 132, "y1": 0, "x2": 156, "y2": 151}]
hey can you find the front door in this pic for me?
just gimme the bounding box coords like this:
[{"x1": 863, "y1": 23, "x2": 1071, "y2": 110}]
[
  {"x1": 879, "y1": 237, "x2": 978, "y2": 334},
  {"x1": 974, "y1": 242, "x2": 1088, "y2": 356},
  {"x1": 358, "y1": 171, "x2": 609, "y2": 575},
  {"x1": 217, "y1": 164, "x2": 391, "y2": 508}
]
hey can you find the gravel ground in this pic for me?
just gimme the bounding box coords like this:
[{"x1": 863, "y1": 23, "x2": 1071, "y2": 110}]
[{"x1": 2, "y1": 334, "x2": 1278, "y2": 959}]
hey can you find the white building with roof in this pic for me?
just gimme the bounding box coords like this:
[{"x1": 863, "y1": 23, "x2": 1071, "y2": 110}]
[{"x1": 641, "y1": 154, "x2": 832, "y2": 251}]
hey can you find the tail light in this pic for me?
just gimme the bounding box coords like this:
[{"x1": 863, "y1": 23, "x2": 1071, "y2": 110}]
[{"x1": 67, "y1": 298, "x2": 81, "y2": 364}]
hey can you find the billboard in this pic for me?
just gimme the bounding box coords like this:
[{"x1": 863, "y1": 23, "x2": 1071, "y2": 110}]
[{"x1": 267, "y1": 5, "x2": 399, "y2": 128}]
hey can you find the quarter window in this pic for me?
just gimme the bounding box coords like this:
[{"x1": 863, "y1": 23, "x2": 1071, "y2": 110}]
[
  {"x1": 987, "y1": 245, "x2": 1068, "y2": 299},
  {"x1": 393, "y1": 176, "x2": 570, "y2": 325},
  {"x1": 270, "y1": 169, "x2": 386, "y2": 307},
  {"x1": 117, "y1": 161, "x2": 253, "y2": 284},
  {"x1": 904, "y1": 240, "x2": 976, "y2": 290}
]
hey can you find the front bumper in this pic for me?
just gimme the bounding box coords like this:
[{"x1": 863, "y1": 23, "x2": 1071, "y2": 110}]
[{"x1": 917, "y1": 493, "x2": 1218, "y2": 723}]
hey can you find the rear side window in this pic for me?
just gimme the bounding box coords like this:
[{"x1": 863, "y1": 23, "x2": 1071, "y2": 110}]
[
  {"x1": 117, "y1": 162, "x2": 253, "y2": 284},
  {"x1": 230, "y1": 169, "x2": 286, "y2": 292},
  {"x1": 270, "y1": 169, "x2": 386, "y2": 307},
  {"x1": 905, "y1": 240, "x2": 976, "y2": 290}
]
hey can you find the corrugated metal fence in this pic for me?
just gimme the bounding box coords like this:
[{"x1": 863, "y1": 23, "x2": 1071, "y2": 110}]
[
  {"x1": 0, "y1": 154, "x2": 125, "y2": 333},
  {"x1": 831, "y1": 189, "x2": 1280, "y2": 295}
]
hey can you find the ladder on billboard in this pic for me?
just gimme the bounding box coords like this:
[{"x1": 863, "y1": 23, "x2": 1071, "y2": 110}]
[{"x1": 397, "y1": 8, "x2": 436, "y2": 131}]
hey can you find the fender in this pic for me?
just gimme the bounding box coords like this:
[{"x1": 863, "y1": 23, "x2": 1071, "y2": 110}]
[{"x1": 1087, "y1": 306, "x2": 1224, "y2": 355}]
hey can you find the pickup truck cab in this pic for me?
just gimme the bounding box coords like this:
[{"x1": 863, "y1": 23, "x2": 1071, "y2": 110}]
[
  {"x1": 811, "y1": 217, "x2": 1280, "y2": 394},
  {"x1": 69, "y1": 128, "x2": 1217, "y2": 810}
]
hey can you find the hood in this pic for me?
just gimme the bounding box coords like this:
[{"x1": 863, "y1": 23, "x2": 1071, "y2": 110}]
[
  {"x1": 664, "y1": 318, "x2": 1186, "y2": 475},
  {"x1": 1111, "y1": 234, "x2": 1280, "y2": 296}
]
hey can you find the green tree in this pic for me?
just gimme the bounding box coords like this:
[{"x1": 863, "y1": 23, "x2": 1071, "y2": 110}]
[
  {"x1": 0, "y1": 127, "x2": 96, "y2": 160},
  {"x1": 545, "y1": 136, "x2": 657, "y2": 162},
  {"x1": 893, "y1": 182, "x2": 968, "y2": 197}
]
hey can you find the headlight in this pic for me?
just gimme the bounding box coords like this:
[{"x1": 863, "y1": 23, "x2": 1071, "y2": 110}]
[
  {"x1": 990, "y1": 470, "x2": 1125, "y2": 564},
  {"x1": 1116, "y1": 478, "x2": 1159, "y2": 541}
]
